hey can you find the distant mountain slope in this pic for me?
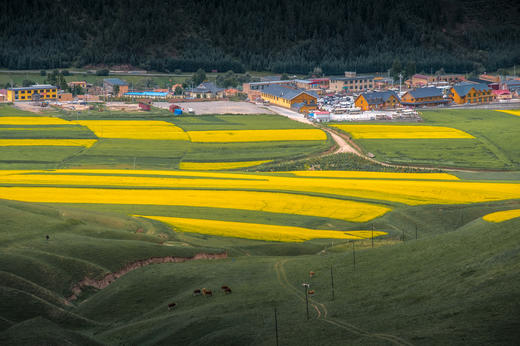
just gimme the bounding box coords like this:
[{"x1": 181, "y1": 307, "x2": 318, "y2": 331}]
[{"x1": 0, "y1": 0, "x2": 519, "y2": 73}]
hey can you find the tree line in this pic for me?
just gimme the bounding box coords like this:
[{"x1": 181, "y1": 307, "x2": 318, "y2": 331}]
[{"x1": 0, "y1": 0, "x2": 518, "y2": 74}]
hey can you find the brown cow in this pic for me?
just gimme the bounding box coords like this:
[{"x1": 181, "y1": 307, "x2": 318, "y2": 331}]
[
  {"x1": 193, "y1": 289, "x2": 202, "y2": 296},
  {"x1": 309, "y1": 271, "x2": 315, "y2": 278},
  {"x1": 168, "y1": 302, "x2": 176, "y2": 310},
  {"x1": 221, "y1": 285, "x2": 230, "y2": 291},
  {"x1": 308, "y1": 290, "x2": 315, "y2": 295},
  {"x1": 202, "y1": 288, "x2": 212, "y2": 297}
]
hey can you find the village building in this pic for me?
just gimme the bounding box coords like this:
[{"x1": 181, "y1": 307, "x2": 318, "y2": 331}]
[
  {"x1": 354, "y1": 90, "x2": 400, "y2": 111},
  {"x1": 224, "y1": 88, "x2": 239, "y2": 97},
  {"x1": 103, "y1": 78, "x2": 129, "y2": 96},
  {"x1": 6, "y1": 85, "x2": 58, "y2": 102},
  {"x1": 260, "y1": 85, "x2": 317, "y2": 113},
  {"x1": 0, "y1": 89, "x2": 6, "y2": 102},
  {"x1": 409, "y1": 74, "x2": 431, "y2": 87},
  {"x1": 492, "y1": 89, "x2": 512, "y2": 101},
  {"x1": 449, "y1": 82, "x2": 494, "y2": 104},
  {"x1": 309, "y1": 78, "x2": 330, "y2": 89},
  {"x1": 400, "y1": 87, "x2": 449, "y2": 108},
  {"x1": 502, "y1": 80, "x2": 520, "y2": 96},
  {"x1": 479, "y1": 74, "x2": 500, "y2": 83},
  {"x1": 67, "y1": 81, "x2": 88, "y2": 89},
  {"x1": 58, "y1": 92, "x2": 73, "y2": 101},
  {"x1": 329, "y1": 74, "x2": 374, "y2": 93},
  {"x1": 373, "y1": 77, "x2": 394, "y2": 90},
  {"x1": 242, "y1": 80, "x2": 293, "y2": 100},
  {"x1": 185, "y1": 82, "x2": 225, "y2": 99},
  {"x1": 124, "y1": 91, "x2": 169, "y2": 99},
  {"x1": 407, "y1": 73, "x2": 466, "y2": 88}
]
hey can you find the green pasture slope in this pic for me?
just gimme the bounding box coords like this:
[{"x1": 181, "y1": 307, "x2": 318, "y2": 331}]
[
  {"x1": 0, "y1": 105, "x2": 332, "y2": 170},
  {"x1": 330, "y1": 109, "x2": 520, "y2": 170},
  {"x1": 1, "y1": 197, "x2": 519, "y2": 345}
]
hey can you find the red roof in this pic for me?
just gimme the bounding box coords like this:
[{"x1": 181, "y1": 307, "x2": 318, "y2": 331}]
[
  {"x1": 413, "y1": 74, "x2": 429, "y2": 79},
  {"x1": 493, "y1": 89, "x2": 511, "y2": 95}
]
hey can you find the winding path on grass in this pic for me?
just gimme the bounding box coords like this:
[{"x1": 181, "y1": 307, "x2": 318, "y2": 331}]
[{"x1": 273, "y1": 259, "x2": 414, "y2": 346}]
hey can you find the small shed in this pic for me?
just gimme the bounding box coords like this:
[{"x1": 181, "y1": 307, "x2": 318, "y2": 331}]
[
  {"x1": 169, "y1": 104, "x2": 181, "y2": 112},
  {"x1": 138, "y1": 102, "x2": 151, "y2": 111}
]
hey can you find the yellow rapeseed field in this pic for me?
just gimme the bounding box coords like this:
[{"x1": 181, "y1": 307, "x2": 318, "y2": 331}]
[
  {"x1": 331, "y1": 124, "x2": 475, "y2": 139},
  {"x1": 0, "y1": 139, "x2": 97, "y2": 147},
  {"x1": 495, "y1": 110, "x2": 520, "y2": 117},
  {"x1": 187, "y1": 129, "x2": 327, "y2": 142},
  {"x1": 1, "y1": 170, "x2": 519, "y2": 206},
  {"x1": 482, "y1": 209, "x2": 520, "y2": 223},
  {"x1": 0, "y1": 127, "x2": 70, "y2": 131},
  {"x1": 136, "y1": 215, "x2": 387, "y2": 242},
  {"x1": 0, "y1": 116, "x2": 70, "y2": 125},
  {"x1": 0, "y1": 187, "x2": 391, "y2": 222},
  {"x1": 291, "y1": 171, "x2": 459, "y2": 180},
  {"x1": 74, "y1": 120, "x2": 189, "y2": 140},
  {"x1": 180, "y1": 160, "x2": 272, "y2": 170}
]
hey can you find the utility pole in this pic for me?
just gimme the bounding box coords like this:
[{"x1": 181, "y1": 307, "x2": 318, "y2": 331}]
[
  {"x1": 399, "y1": 73, "x2": 403, "y2": 95},
  {"x1": 371, "y1": 224, "x2": 374, "y2": 248},
  {"x1": 302, "y1": 283, "x2": 310, "y2": 320},
  {"x1": 415, "y1": 224, "x2": 418, "y2": 240},
  {"x1": 330, "y1": 265, "x2": 335, "y2": 301},
  {"x1": 274, "y1": 307, "x2": 279, "y2": 346},
  {"x1": 352, "y1": 241, "x2": 356, "y2": 269}
]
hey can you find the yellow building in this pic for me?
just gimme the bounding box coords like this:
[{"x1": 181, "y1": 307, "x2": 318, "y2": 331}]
[
  {"x1": 260, "y1": 85, "x2": 317, "y2": 113},
  {"x1": 450, "y1": 82, "x2": 494, "y2": 104},
  {"x1": 355, "y1": 91, "x2": 400, "y2": 111},
  {"x1": 7, "y1": 85, "x2": 58, "y2": 102}
]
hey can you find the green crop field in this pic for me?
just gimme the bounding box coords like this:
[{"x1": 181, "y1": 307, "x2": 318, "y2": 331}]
[
  {"x1": 330, "y1": 109, "x2": 520, "y2": 170},
  {"x1": 1, "y1": 105, "x2": 519, "y2": 345}
]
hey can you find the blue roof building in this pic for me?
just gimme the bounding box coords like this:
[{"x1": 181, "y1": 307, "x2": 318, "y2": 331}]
[{"x1": 401, "y1": 87, "x2": 449, "y2": 107}]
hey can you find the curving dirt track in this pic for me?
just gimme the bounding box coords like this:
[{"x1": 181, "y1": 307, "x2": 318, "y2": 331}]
[{"x1": 274, "y1": 259, "x2": 414, "y2": 346}]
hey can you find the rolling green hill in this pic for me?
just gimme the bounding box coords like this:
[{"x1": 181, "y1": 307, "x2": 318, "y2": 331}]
[{"x1": 1, "y1": 198, "x2": 519, "y2": 345}]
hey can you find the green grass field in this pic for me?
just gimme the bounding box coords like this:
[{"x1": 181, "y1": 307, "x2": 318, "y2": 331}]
[
  {"x1": 1, "y1": 105, "x2": 519, "y2": 345},
  {"x1": 1, "y1": 198, "x2": 519, "y2": 345},
  {"x1": 330, "y1": 109, "x2": 520, "y2": 170}
]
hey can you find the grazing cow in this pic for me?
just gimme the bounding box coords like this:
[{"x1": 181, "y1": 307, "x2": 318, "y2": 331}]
[
  {"x1": 221, "y1": 285, "x2": 230, "y2": 291},
  {"x1": 309, "y1": 271, "x2": 315, "y2": 278},
  {"x1": 224, "y1": 288, "x2": 232, "y2": 294},
  {"x1": 202, "y1": 288, "x2": 212, "y2": 297},
  {"x1": 308, "y1": 290, "x2": 315, "y2": 295},
  {"x1": 193, "y1": 289, "x2": 202, "y2": 296},
  {"x1": 168, "y1": 302, "x2": 176, "y2": 310}
]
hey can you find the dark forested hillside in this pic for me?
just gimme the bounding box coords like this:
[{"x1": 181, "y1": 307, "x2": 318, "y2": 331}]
[{"x1": 1, "y1": 0, "x2": 519, "y2": 74}]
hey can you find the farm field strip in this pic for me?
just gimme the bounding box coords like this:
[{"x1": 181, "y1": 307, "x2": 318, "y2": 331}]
[
  {"x1": 331, "y1": 124, "x2": 475, "y2": 139},
  {"x1": 482, "y1": 209, "x2": 520, "y2": 223},
  {"x1": 137, "y1": 215, "x2": 387, "y2": 242},
  {"x1": 0, "y1": 170, "x2": 519, "y2": 205},
  {"x1": 186, "y1": 129, "x2": 327, "y2": 142},
  {"x1": 73, "y1": 120, "x2": 189, "y2": 140},
  {"x1": 179, "y1": 160, "x2": 272, "y2": 170},
  {"x1": 0, "y1": 139, "x2": 97, "y2": 147},
  {"x1": 290, "y1": 171, "x2": 460, "y2": 180},
  {"x1": 0, "y1": 116, "x2": 70, "y2": 125},
  {"x1": 495, "y1": 110, "x2": 520, "y2": 117},
  {"x1": 0, "y1": 187, "x2": 391, "y2": 222}
]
